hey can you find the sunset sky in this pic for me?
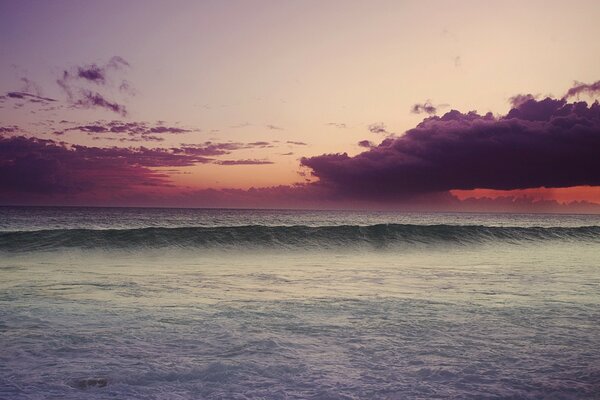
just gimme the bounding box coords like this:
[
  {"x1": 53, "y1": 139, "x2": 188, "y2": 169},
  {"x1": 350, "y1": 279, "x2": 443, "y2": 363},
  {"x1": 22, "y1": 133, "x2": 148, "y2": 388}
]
[{"x1": 1, "y1": 0, "x2": 600, "y2": 210}]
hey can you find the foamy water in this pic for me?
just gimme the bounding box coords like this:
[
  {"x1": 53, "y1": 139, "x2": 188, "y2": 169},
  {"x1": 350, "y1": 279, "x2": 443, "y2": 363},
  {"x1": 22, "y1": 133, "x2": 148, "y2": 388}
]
[{"x1": 1, "y1": 208, "x2": 600, "y2": 399}]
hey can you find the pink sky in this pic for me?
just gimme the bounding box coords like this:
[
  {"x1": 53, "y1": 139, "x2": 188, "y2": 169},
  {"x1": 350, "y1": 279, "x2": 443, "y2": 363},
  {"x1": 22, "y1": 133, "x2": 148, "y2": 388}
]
[{"x1": 1, "y1": 0, "x2": 600, "y2": 211}]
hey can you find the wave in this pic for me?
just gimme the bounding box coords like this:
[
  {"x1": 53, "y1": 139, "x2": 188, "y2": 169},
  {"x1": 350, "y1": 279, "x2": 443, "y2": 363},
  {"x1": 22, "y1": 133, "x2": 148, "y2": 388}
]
[{"x1": 1, "y1": 224, "x2": 600, "y2": 252}]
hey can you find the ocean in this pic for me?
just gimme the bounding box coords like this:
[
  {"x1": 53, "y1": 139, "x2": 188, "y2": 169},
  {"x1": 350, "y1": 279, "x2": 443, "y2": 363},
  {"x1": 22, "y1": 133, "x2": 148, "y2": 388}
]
[{"x1": 1, "y1": 207, "x2": 600, "y2": 399}]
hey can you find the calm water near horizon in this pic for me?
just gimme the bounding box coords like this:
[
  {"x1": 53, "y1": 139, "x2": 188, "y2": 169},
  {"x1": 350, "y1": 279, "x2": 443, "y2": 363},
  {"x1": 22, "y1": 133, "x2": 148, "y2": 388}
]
[{"x1": 1, "y1": 207, "x2": 600, "y2": 399}]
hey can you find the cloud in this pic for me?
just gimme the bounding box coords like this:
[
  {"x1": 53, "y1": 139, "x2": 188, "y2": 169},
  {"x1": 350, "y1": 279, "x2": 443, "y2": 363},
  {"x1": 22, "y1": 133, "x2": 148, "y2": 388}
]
[
  {"x1": 301, "y1": 97, "x2": 600, "y2": 200},
  {"x1": 177, "y1": 140, "x2": 274, "y2": 155},
  {"x1": 266, "y1": 124, "x2": 283, "y2": 130},
  {"x1": 58, "y1": 121, "x2": 194, "y2": 139},
  {"x1": 175, "y1": 143, "x2": 242, "y2": 156},
  {"x1": 19, "y1": 77, "x2": 43, "y2": 96},
  {"x1": 509, "y1": 93, "x2": 537, "y2": 107},
  {"x1": 4, "y1": 85, "x2": 600, "y2": 211},
  {"x1": 286, "y1": 141, "x2": 307, "y2": 146},
  {"x1": 563, "y1": 80, "x2": 600, "y2": 100},
  {"x1": 57, "y1": 56, "x2": 132, "y2": 115},
  {"x1": 77, "y1": 65, "x2": 106, "y2": 84},
  {"x1": 5, "y1": 91, "x2": 57, "y2": 103},
  {"x1": 411, "y1": 101, "x2": 437, "y2": 115},
  {"x1": 75, "y1": 91, "x2": 127, "y2": 116},
  {"x1": 147, "y1": 126, "x2": 190, "y2": 134},
  {"x1": 327, "y1": 123, "x2": 347, "y2": 129},
  {"x1": 215, "y1": 159, "x2": 274, "y2": 165},
  {"x1": 0, "y1": 135, "x2": 216, "y2": 198},
  {"x1": 75, "y1": 56, "x2": 130, "y2": 85},
  {"x1": 0, "y1": 126, "x2": 19, "y2": 134},
  {"x1": 247, "y1": 141, "x2": 272, "y2": 147},
  {"x1": 367, "y1": 123, "x2": 391, "y2": 135}
]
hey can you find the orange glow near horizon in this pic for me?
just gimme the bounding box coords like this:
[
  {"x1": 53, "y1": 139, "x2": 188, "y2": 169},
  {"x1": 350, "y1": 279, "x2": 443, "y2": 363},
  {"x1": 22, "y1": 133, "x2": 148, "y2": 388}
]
[{"x1": 451, "y1": 186, "x2": 600, "y2": 205}]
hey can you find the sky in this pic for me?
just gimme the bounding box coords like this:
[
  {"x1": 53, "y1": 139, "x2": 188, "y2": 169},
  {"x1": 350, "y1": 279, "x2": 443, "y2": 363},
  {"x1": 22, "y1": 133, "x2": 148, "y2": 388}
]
[{"x1": 1, "y1": 0, "x2": 600, "y2": 211}]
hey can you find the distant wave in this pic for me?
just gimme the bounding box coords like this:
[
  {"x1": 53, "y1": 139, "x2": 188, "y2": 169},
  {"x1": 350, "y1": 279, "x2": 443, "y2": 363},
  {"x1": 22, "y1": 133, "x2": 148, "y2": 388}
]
[{"x1": 1, "y1": 224, "x2": 600, "y2": 252}]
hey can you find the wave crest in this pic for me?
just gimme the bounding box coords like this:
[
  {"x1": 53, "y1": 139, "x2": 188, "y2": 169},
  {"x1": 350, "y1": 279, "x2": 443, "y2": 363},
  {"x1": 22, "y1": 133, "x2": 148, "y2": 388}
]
[{"x1": 1, "y1": 224, "x2": 599, "y2": 252}]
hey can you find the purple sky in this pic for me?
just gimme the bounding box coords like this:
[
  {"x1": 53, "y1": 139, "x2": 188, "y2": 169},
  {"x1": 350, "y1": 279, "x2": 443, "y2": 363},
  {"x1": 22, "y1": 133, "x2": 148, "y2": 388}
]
[{"x1": 1, "y1": 0, "x2": 600, "y2": 211}]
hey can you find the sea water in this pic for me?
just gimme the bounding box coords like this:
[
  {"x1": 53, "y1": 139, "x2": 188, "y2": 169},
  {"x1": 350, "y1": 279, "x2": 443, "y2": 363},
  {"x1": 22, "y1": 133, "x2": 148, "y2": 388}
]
[{"x1": 1, "y1": 207, "x2": 600, "y2": 399}]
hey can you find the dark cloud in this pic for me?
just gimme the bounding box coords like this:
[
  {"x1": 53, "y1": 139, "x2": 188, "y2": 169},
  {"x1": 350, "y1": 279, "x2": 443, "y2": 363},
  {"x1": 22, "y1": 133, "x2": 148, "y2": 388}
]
[
  {"x1": 247, "y1": 141, "x2": 272, "y2": 148},
  {"x1": 411, "y1": 101, "x2": 437, "y2": 115},
  {"x1": 59, "y1": 121, "x2": 194, "y2": 138},
  {"x1": 6, "y1": 91, "x2": 57, "y2": 103},
  {"x1": 75, "y1": 56, "x2": 130, "y2": 84},
  {"x1": 77, "y1": 65, "x2": 106, "y2": 84},
  {"x1": 175, "y1": 140, "x2": 274, "y2": 156},
  {"x1": 175, "y1": 142, "x2": 241, "y2": 156},
  {"x1": 509, "y1": 94, "x2": 537, "y2": 107},
  {"x1": 75, "y1": 91, "x2": 127, "y2": 116},
  {"x1": 147, "y1": 126, "x2": 189, "y2": 134},
  {"x1": 286, "y1": 141, "x2": 307, "y2": 146},
  {"x1": 301, "y1": 97, "x2": 600, "y2": 200},
  {"x1": 0, "y1": 126, "x2": 19, "y2": 135},
  {"x1": 57, "y1": 56, "x2": 132, "y2": 115},
  {"x1": 357, "y1": 140, "x2": 374, "y2": 148},
  {"x1": 367, "y1": 123, "x2": 391, "y2": 135},
  {"x1": 68, "y1": 125, "x2": 108, "y2": 134},
  {"x1": 563, "y1": 80, "x2": 600, "y2": 100},
  {"x1": 216, "y1": 159, "x2": 274, "y2": 166},
  {"x1": 119, "y1": 135, "x2": 164, "y2": 142},
  {"x1": 0, "y1": 135, "x2": 214, "y2": 198},
  {"x1": 327, "y1": 122, "x2": 347, "y2": 129}
]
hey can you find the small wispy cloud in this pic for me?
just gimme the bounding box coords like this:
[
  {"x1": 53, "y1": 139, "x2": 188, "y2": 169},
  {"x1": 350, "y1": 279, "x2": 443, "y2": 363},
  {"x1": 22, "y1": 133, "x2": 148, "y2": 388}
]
[
  {"x1": 57, "y1": 56, "x2": 133, "y2": 115},
  {"x1": 411, "y1": 101, "x2": 437, "y2": 115}
]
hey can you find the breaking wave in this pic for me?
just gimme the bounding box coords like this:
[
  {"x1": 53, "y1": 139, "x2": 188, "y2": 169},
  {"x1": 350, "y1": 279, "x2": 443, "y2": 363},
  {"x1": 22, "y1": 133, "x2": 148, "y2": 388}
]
[{"x1": 1, "y1": 224, "x2": 600, "y2": 252}]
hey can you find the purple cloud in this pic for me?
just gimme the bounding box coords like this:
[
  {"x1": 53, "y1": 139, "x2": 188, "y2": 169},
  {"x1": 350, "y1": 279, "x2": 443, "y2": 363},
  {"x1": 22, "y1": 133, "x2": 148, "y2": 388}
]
[
  {"x1": 147, "y1": 126, "x2": 189, "y2": 134},
  {"x1": 286, "y1": 141, "x2": 307, "y2": 146},
  {"x1": 74, "y1": 91, "x2": 127, "y2": 116},
  {"x1": 77, "y1": 65, "x2": 106, "y2": 84},
  {"x1": 75, "y1": 56, "x2": 130, "y2": 84},
  {"x1": 563, "y1": 80, "x2": 600, "y2": 100},
  {"x1": 175, "y1": 144, "x2": 237, "y2": 156},
  {"x1": 60, "y1": 121, "x2": 194, "y2": 138},
  {"x1": 358, "y1": 140, "x2": 374, "y2": 148},
  {"x1": 247, "y1": 141, "x2": 272, "y2": 147},
  {"x1": 57, "y1": 57, "x2": 132, "y2": 115},
  {"x1": 6, "y1": 92, "x2": 57, "y2": 103},
  {"x1": 411, "y1": 101, "x2": 437, "y2": 115},
  {"x1": 216, "y1": 159, "x2": 274, "y2": 165},
  {"x1": 367, "y1": 123, "x2": 391, "y2": 135},
  {"x1": 178, "y1": 141, "x2": 271, "y2": 155},
  {"x1": 0, "y1": 126, "x2": 19, "y2": 134},
  {"x1": 0, "y1": 135, "x2": 220, "y2": 198},
  {"x1": 509, "y1": 93, "x2": 537, "y2": 107},
  {"x1": 301, "y1": 97, "x2": 600, "y2": 200}
]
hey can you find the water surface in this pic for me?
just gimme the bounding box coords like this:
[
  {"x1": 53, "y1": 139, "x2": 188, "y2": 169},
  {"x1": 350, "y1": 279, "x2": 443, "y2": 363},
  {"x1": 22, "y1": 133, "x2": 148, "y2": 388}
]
[{"x1": 1, "y1": 207, "x2": 599, "y2": 399}]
